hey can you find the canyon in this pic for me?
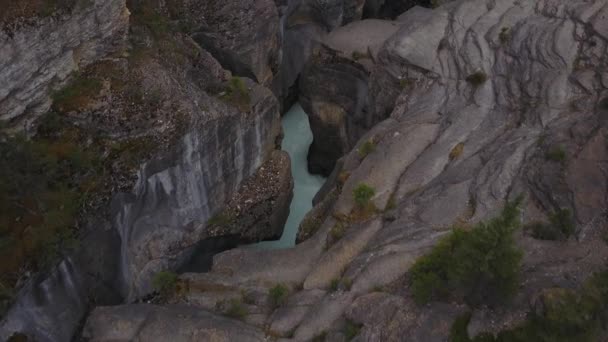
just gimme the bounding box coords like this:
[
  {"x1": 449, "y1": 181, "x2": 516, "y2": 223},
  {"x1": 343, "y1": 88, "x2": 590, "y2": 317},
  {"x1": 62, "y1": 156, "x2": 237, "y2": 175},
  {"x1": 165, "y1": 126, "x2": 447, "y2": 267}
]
[{"x1": 1, "y1": 0, "x2": 608, "y2": 341}]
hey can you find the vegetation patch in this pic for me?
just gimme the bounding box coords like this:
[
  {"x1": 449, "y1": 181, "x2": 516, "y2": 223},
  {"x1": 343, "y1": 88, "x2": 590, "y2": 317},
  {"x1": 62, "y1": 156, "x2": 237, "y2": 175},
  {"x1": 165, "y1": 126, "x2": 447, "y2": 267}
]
[
  {"x1": 450, "y1": 271, "x2": 608, "y2": 342},
  {"x1": 466, "y1": 72, "x2": 488, "y2": 87},
  {"x1": 344, "y1": 319, "x2": 362, "y2": 341},
  {"x1": 342, "y1": 277, "x2": 353, "y2": 291},
  {"x1": 526, "y1": 209, "x2": 574, "y2": 241},
  {"x1": 399, "y1": 78, "x2": 414, "y2": 89},
  {"x1": 312, "y1": 331, "x2": 328, "y2": 342},
  {"x1": 152, "y1": 271, "x2": 178, "y2": 297},
  {"x1": 351, "y1": 50, "x2": 369, "y2": 61},
  {"x1": 338, "y1": 171, "x2": 351, "y2": 185},
  {"x1": 130, "y1": 5, "x2": 170, "y2": 38},
  {"x1": 449, "y1": 143, "x2": 465, "y2": 161},
  {"x1": 385, "y1": 193, "x2": 397, "y2": 211},
  {"x1": 207, "y1": 212, "x2": 235, "y2": 227},
  {"x1": 409, "y1": 196, "x2": 523, "y2": 306},
  {"x1": 269, "y1": 283, "x2": 289, "y2": 308},
  {"x1": 351, "y1": 183, "x2": 377, "y2": 221},
  {"x1": 300, "y1": 216, "x2": 323, "y2": 240},
  {"x1": 0, "y1": 0, "x2": 82, "y2": 27},
  {"x1": 220, "y1": 77, "x2": 251, "y2": 112},
  {"x1": 0, "y1": 110, "x2": 155, "y2": 314},
  {"x1": 358, "y1": 139, "x2": 376, "y2": 159},
  {"x1": 545, "y1": 145, "x2": 566, "y2": 163},
  {"x1": 330, "y1": 278, "x2": 340, "y2": 292},
  {"x1": 52, "y1": 74, "x2": 102, "y2": 113},
  {"x1": 329, "y1": 221, "x2": 348, "y2": 243},
  {"x1": 353, "y1": 183, "x2": 375, "y2": 207},
  {"x1": 225, "y1": 298, "x2": 248, "y2": 320}
]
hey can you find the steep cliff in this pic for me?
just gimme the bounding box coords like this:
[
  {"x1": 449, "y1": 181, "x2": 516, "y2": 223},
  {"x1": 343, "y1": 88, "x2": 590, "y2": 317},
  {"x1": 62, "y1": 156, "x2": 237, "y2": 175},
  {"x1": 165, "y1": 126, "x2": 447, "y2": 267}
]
[
  {"x1": 0, "y1": 0, "x2": 129, "y2": 131},
  {"x1": 0, "y1": 1, "x2": 285, "y2": 340},
  {"x1": 82, "y1": 0, "x2": 608, "y2": 341}
]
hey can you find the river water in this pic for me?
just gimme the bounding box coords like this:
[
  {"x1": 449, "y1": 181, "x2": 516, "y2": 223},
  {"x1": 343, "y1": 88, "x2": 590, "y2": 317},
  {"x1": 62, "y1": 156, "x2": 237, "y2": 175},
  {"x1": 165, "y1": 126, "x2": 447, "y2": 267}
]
[
  {"x1": 180, "y1": 103, "x2": 325, "y2": 271},
  {"x1": 254, "y1": 103, "x2": 326, "y2": 249}
]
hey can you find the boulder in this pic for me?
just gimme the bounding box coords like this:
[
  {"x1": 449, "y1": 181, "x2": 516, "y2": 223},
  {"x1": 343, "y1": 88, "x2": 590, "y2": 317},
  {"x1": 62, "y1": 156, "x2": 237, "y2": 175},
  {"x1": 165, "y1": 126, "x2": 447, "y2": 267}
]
[{"x1": 82, "y1": 304, "x2": 266, "y2": 341}]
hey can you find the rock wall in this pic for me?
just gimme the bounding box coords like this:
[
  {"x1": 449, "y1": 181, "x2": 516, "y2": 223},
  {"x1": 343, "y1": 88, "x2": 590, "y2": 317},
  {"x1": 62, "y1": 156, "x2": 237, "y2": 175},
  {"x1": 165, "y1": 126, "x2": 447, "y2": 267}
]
[
  {"x1": 299, "y1": 19, "x2": 402, "y2": 175},
  {"x1": 0, "y1": 0, "x2": 129, "y2": 131},
  {"x1": 115, "y1": 88, "x2": 281, "y2": 298},
  {"x1": 82, "y1": 0, "x2": 608, "y2": 340},
  {"x1": 0, "y1": 1, "x2": 284, "y2": 339}
]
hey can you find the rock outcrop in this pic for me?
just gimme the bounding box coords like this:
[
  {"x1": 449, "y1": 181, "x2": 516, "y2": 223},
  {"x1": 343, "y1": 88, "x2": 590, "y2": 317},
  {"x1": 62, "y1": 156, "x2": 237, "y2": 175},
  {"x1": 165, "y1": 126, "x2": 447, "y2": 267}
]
[
  {"x1": 83, "y1": 304, "x2": 266, "y2": 341},
  {"x1": 299, "y1": 19, "x2": 402, "y2": 175},
  {"x1": 175, "y1": 0, "x2": 281, "y2": 86},
  {"x1": 0, "y1": 1, "x2": 285, "y2": 340},
  {"x1": 84, "y1": 1, "x2": 608, "y2": 341},
  {"x1": 0, "y1": 0, "x2": 129, "y2": 131}
]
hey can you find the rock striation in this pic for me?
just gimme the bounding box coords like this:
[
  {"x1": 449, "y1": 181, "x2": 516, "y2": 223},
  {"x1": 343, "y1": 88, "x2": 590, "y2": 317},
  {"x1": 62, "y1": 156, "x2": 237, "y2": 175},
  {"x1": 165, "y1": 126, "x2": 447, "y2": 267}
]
[
  {"x1": 0, "y1": 0, "x2": 129, "y2": 131},
  {"x1": 84, "y1": 0, "x2": 608, "y2": 340}
]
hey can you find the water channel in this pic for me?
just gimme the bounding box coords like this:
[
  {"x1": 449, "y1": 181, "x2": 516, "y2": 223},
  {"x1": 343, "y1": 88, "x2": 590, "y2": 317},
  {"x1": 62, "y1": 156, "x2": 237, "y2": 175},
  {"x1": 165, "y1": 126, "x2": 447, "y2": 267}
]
[{"x1": 254, "y1": 103, "x2": 326, "y2": 249}]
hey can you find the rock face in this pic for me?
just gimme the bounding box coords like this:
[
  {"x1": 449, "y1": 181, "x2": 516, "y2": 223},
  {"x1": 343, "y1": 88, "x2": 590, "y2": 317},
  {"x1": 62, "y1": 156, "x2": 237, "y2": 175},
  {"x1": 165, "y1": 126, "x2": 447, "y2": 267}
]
[
  {"x1": 299, "y1": 19, "x2": 402, "y2": 175},
  {"x1": 115, "y1": 79, "x2": 281, "y2": 299},
  {"x1": 83, "y1": 304, "x2": 266, "y2": 341},
  {"x1": 83, "y1": 0, "x2": 608, "y2": 341},
  {"x1": 183, "y1": 0, "x2": 280, "y2": 86},
  {"x1": 0, "y1": 1, "x2": 284, "y2": 340},
  {"x1": 207, "y1": 150, "x2": 294, "y2": 242},
  {"x1": 0, "y1": 0, "x2": 129, "y2": 131}
]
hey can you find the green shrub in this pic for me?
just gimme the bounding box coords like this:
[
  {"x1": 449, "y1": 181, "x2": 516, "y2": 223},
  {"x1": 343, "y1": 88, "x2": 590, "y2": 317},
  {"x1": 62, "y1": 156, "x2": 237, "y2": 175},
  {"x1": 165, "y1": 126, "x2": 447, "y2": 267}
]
[
  {"x1": 220, "y1": 77, "x2": 251, "y2": 112},
  {"x1": 549, "y1": 208, "x2": 575, "y2": 237},
  {"x1": 330, "y1": 278, "x2": 340, "y2": 292},
  {"x1": 358, "y1": 140, "x2": 376, "y2": 158},
  {"x1": 269, "y1": 283, "x2": 289, "y2": 308},
  {"x1": 344, "y1": 320, "x2": 362, "y2": 341},
  {"x1": 545, "y1": 146, "x2": 566, "y2": 163},
  {"x1": 152, "y1": 271, "x2": 178, "y2": 296},
  {"x1": 409, "y1": 196, "x2": 524, "y2": 306},
  {"x1": 466, "y1": 72, "x2": 488, "y2": 87},
  {"x1": 329, "y1": 222, "x2": 347, "y2": 242},
  {"x1": 450, "y1": 271, "x2": 608, "y2": 342},
  {"x1": 226, "y1": 298, "x2": 248, "y2": 319},
  {"x1": 353, "y1": 183, "x2": 375, "y2": 207},
  {"x1": 527, "y1": 209, "x2": 574, "y2": 241}
]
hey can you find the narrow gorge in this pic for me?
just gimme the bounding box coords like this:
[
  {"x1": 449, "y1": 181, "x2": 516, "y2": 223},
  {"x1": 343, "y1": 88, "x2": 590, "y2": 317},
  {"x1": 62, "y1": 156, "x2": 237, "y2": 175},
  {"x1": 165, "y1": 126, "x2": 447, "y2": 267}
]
[{"x1": 1, "y1": 0, "x2": 608, "y2": 341}]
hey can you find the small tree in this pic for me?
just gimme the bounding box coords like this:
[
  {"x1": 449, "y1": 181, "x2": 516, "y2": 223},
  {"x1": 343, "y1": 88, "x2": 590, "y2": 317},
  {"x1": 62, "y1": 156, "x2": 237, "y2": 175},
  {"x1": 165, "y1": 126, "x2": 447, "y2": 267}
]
[{"x1": 409, "y1": 196, "x2": 524, "y2": 306}]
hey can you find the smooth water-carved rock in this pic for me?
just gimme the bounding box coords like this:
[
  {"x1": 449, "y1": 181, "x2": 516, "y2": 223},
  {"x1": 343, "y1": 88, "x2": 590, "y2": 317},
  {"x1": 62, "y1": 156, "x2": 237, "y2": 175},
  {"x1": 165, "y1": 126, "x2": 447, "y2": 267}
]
[
  {"x1": 83, "y1": 304, "x2": 267, "y2": 341},
  {"x1": 98, "y1": 1, "x2": 608, "y2": 340},
  {"x1": 299, "y1": 19, "x2": 402, "y2": 175}
]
